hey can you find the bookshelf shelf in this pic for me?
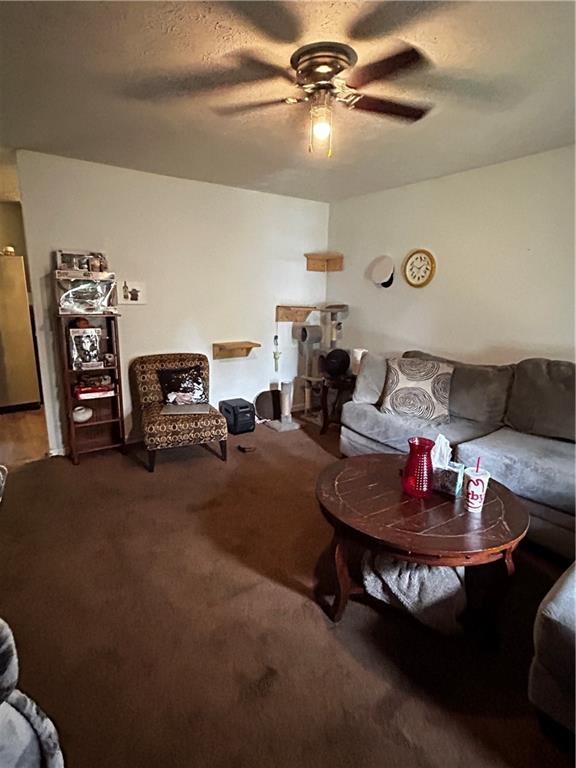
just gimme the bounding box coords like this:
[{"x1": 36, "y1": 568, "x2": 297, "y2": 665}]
[{"x1": 57, "y1": 314, "x2": 125, "y2": 464}]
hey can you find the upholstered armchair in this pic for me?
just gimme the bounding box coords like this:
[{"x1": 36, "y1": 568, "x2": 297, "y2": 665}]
[{"x1": 132, "y1": 353, "x2": 228, "y2": 472}]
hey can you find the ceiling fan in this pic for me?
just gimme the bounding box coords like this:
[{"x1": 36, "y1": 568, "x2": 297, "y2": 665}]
[
  {"x1": 126, "y1": 3, "x2": 447, "y2": 157},
  {"x1": 219, "y1": 41, "x2": 432, "y2": 157}
]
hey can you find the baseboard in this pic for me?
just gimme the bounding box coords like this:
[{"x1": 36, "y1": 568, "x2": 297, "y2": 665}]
[{"x1": 0, "y1": 402, "x2": 42, "y2": 414}]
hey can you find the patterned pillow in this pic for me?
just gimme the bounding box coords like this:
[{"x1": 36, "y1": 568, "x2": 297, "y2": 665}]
[
  {"x1": 158, "y1": 366, "x2": 208, "y2": 405},
  {"x1": 381, "y1": 358, "x2": 453, "y2": 420}
]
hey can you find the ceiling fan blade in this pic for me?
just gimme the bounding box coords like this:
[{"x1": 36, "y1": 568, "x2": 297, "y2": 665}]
[
  {"x1": 214, "y1": 98, "x2": 302, "y2": 116},
  {"x1": 226, "y1": 1, "x2": 301, "y2": 43},
  {"x1": 126, "y1": 55, "x2": 292, "y2": 101},
  {"x1": 351, "y1": 95, "x2": 431, "y2": 122},
  {"x1": 349, "y1": 1, "x2": 447, "y2": 41},
  {"x1": 236, "y1": 53, "x2": 294, "y2": 84},
  {"x1": 347, "y1": 45, "x2": 427, "y2": 89}
]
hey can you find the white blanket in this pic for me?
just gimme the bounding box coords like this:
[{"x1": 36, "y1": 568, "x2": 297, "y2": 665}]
[{"x1": 362, "y1": 552, "x2": 466, "y2": 635}]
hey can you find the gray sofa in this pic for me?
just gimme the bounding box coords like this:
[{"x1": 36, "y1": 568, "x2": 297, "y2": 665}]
[
  {"x1": 341, "y1": 350, "x2": 575, "y2": 560},
  {"x1": 529, "y1": 562, "x2": 575, "y2": 732}
]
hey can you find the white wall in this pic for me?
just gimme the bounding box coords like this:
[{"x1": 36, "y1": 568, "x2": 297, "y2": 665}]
[
  {"x1": 328, "y1": 146, "x2": 575, "y2": 364},
  {"x1": 18, "y1": 152, "x2": 329, "y2": 454}
]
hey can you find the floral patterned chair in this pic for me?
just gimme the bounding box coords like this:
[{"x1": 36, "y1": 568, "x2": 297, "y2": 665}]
[{"x1": 132, "y1": 353, "x2": 228, "y2": 472}]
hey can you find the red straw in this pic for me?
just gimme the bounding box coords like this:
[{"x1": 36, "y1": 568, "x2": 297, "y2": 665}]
[{"x1": 476, "y1": 457, "x2": 481, "y2": 473}]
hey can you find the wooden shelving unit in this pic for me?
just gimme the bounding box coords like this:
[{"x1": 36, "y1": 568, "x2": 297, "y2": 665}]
[
  {"x1": 57, "y1": 313, "x2": 125, "y2": 464},
  {"x1": 305, "y1": 251, "x2": 344, "y2": 272},
  {"x1": 275, "y1": 305, "x2": 319, "y2": 323},
  {"x1": 212, "y1": 341, "x2": 261, "y2": 359}
]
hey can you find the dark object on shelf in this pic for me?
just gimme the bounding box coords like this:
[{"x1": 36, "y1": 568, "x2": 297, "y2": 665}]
[
  {"x1": 219, "y1": 398, "x2": 256, "y2": 435},
  {"x1": 238, "y1": 445, "x2": 256, "y2": 453},
  {"x1": 323, "y1": 349, "x2": 351, "y2": 378},
  {"x1": 321, "y1": 374, "x2": 356, "y2": 434},
  {"x1": 57, "y1": 313, "x2": 126, "y2": 464}
]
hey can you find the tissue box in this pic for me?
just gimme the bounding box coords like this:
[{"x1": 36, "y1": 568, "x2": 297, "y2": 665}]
[{"x1": 433, "y1": 461, "x2": 465, "y2": 497}]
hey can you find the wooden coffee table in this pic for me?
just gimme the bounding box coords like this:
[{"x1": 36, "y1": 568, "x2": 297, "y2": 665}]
[{"x1": 316, "y1": 454, "x2": 530, "y2": 623}]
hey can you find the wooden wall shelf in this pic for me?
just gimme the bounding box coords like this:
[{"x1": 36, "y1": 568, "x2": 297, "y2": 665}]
[
  {"x1": 212, "y1": 341, "x2": 261, "y2": 360},
  {"x1": 275, "y1": 305, "x2": 318, "y2": 323},
  {"x1": 305, "y1": 251, "x2": 344, "y2": 272}
]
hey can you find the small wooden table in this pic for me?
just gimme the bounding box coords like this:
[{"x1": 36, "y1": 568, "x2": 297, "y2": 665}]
[{"x1": 316, "y1": 454, "x2": 530, "y2": 623}]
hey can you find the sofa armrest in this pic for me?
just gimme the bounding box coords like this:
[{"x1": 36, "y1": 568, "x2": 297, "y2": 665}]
[{"x1": 353, "y1": 353, "x2": 387, "y2": 406}]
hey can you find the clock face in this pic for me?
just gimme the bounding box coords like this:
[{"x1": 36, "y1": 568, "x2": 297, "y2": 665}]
[{"x1": 403, "y1": 249, "x2": 436, "y2": 287}]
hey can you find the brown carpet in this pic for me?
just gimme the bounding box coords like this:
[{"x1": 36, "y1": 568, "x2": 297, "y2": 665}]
[{"x1": 0, "y1": 425, "x2": 570, "y2": 768}]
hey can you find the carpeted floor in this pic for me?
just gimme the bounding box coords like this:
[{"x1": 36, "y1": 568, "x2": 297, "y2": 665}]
[{"x1": 0, "y1": 425, "x2": 571, "y2": 768}]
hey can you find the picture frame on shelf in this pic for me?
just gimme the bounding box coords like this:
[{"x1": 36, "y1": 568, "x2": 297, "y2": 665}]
[{"x1": 69, "y1": 328, "x2": 103, "y2": 370}]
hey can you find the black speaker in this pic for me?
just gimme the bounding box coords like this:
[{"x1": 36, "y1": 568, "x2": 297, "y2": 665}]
[{"x1": 218, "y1": 398, "x2": 256, "y2": 435}]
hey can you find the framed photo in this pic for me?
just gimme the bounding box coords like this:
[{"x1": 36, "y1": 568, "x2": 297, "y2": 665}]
[
  {"x1": 118, "y1": 280, "x2": 147, "y2": 305},
  {"x1": 69, "y1": 328, "x2": 103, "y2": 370}
]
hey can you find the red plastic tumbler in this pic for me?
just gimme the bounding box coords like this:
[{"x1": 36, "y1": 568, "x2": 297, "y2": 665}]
[{"x1": 402, "y1": 437, "x2": 435, "y2": 499}]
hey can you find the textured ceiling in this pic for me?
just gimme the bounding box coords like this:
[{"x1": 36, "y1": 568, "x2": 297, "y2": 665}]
[{"x1": 0, "y1": 1, "x2": 574, "y2": 201}]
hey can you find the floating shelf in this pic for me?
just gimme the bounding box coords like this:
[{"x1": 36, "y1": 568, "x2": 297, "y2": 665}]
[
  {"x1": 275, "y1": 305, "x2": 319, "y2": 323},
  {"x1": 212, "y1": 341, "x2": 261, "y2": 360},
  {"x1": 305, "y1": 251, "x2": 344, "y2": 272}
]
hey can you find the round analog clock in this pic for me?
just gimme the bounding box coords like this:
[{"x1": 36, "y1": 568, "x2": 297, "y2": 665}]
[{"x1": 403, "y1": 249, "x2": 436, "y2": 287}]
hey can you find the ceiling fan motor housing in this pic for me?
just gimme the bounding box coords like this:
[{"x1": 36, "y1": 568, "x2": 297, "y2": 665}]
[{"x1": 290, "y1": 42, "x2": 358, "y2": 88}]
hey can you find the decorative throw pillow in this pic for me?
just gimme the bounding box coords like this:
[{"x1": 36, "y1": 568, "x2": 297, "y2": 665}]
[
  {"x1": 381, "y1": 358, "x2": 453, "y2": 420},
  {"x1": 158, "y1": 366, "x2": 207, "y2": 405}
]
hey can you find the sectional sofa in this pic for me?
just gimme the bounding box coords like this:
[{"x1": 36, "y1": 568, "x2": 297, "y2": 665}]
[
  {"x1": 340, "y1": 350, "x2": 575, "y2": 560},
  {"x1": 341, "y1": 349, "x2": 575, "y2": 732}
]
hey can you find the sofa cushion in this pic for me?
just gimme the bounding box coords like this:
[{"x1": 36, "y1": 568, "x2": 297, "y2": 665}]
[
  {"x1": 403, "y1": 351, "x2": 514, "y2": 425},
  {"x1": 381, "y1": 358, "x2": 453, "y2": 420},
  {"x1": 523, "y1": 501, "x2": 574, "y2": 560},
  {"x1": 353, "y1": 353, "x2": 387, "y2": 405},
  {"x1": 505, "y1": 358, "x2": 575, "y2": 442},
  {"x1": 341, "y1": 401, "x2": 496, "y2": 454},
  {"x1": 455, "y1": 428, "x2": 575, "y2": 513},
  {"x1": 340, "y1": 425, "x2": 403, "y2": 457},
  {"x1": 142, "y1": 403, "x2": 228, "y2": 450}
]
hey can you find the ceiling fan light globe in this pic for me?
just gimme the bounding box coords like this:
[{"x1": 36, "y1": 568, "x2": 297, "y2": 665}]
[
  {"x1": 312, "y1": 121, "x2": 331, "y2": 141},
  {"x1": 309, "y1": 95, "x2": 334, "y2": 157}
]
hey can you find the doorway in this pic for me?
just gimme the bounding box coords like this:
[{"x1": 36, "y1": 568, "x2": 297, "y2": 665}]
[{"x1": 0, "y1": 201, "x2": 49, "y2": 467}]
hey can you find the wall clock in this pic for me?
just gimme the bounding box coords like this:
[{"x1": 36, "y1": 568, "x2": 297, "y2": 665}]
[{"x1": 403, "y1": 249, "x2": 436, "y2": 287}]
